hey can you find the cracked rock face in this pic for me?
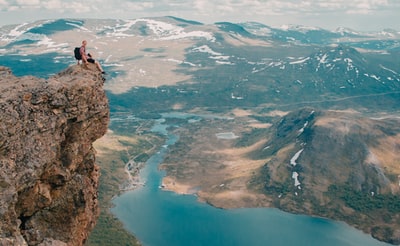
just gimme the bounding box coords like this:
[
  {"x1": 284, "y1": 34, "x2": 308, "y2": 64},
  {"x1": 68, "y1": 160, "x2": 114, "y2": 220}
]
[{"x1": 0, "y1": 65, "x2": 109, "y2": 246}]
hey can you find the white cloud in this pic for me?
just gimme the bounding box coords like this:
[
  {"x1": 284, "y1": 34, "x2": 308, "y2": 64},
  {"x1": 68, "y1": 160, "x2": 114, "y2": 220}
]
[
  {"x1": 124, "y1": 2, "x2": 154, "y2": 11},
  {"x1": 0, "y1": 0, "x2": 7, "y2": 10},
  {"x1": 16, "y1": 0, "x2": 40, "y2": 5},
  {"x1": 42, "y1": 0, "x2": 63, "y2": 10},
  {"x1": 0, "y1": 0, "x2": 399, "y2": 30}
]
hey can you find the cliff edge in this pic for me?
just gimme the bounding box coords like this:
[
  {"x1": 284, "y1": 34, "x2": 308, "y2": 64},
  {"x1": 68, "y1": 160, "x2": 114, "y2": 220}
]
[{"x1": 0, "y1": 65, "x2": 109, "y2": 246}]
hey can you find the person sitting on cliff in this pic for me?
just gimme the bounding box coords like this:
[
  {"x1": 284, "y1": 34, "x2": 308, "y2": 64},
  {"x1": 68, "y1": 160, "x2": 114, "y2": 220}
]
[{"x1": 80, "y1": 40, "x2": 105, "y2": 74}]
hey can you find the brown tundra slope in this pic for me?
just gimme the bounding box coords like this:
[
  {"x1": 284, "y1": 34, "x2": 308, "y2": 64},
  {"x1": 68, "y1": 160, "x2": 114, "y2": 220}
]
[
  {"x1": 161, "y1": 107, "x2": 400, "y2": 245},
  {"x1": 252, "y1": 108, "x2": 400, "y2": 244}
]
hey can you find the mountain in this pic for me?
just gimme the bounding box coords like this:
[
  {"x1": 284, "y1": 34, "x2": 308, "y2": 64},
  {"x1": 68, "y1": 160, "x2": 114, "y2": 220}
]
[
  {"x1": 0, "y1": 65, "x2": 109, "y2": 245},
  {"x1": 0, "y1": 16, "x2": 399, "y2": 245},
  {"x1": 248, "y1": 108, "x2": 400, "y2": 243}
]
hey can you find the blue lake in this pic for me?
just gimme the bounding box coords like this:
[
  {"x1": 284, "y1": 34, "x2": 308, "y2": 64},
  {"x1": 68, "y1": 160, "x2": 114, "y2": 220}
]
[{"x1": 111, "y1": 116, "x2": 389, "y2": 246}]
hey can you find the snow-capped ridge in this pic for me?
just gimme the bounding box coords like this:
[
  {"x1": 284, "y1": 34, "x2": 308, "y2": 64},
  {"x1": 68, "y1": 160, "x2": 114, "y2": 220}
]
[
  {"x1": 103, "y1": 18, "x2": 215, "y2": 41},
  {"x1": 277, "y1": 24, "x2": 323, "y2": 33},
  {"x1": 334, "y1": 27, "x2": 361, "y2": 36}
]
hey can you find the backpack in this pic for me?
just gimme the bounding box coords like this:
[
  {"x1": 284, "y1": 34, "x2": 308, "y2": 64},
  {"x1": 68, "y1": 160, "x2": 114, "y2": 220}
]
[{"x1": 74, "y1": 47, "x2": 82, "y2": 60}]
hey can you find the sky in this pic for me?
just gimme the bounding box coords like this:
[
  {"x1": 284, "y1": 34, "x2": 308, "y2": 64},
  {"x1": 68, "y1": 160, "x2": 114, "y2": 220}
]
[{"x1": 0, "y1": 0, "x2": 399, "y2": 31}]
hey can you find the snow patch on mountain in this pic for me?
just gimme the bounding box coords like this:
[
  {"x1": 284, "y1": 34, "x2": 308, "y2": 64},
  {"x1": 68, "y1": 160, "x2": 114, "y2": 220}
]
[
  {"x1": 192, "y1": 45, "x2": 222, "y2": 56},
  {"x1": 98, "y1": 18, "x2": 215, "y2": 41},
  {"x1": 290, "y1": 149, "x2": 304, "y2": 166},
  {"x1": 278, "y1": 24, "x2": 322, "y2": 33},
  {"x1": 105, "y1": 20, "x2": 137, "y2": 37},
  {"x1": 1, "y1": 28, "x2": 44, "y2": 43},
  {"x1": 65, "y1": 21, "x2": 87, "y2": 31},
  {"x1": 191, "y1": 45, "x2": 233, "y2": 64},
  {"x1": 163, "y1": 58, "x2": 197, "y2": 67},
  {"x1": 380, "y1": 65, "x2": 398, "y2": 75},
  {"x1": 8, "y1": 23, "x2": 31, "y2": 38},
  {"x1": 289, "y1": 57, "x2": 310, "y2": 65},
  {"x1": 141, "y1": 19, "x2": 215, "y2": 41},
  {"x1": 334, "y1": 27, "x2": 360, "y2": 36},
  {"x1": 38, "y1": 37, "x2": 68, "y2": 49},
  {"x1": 292, "y1": 172, "x2": 301, "y2": 187}
]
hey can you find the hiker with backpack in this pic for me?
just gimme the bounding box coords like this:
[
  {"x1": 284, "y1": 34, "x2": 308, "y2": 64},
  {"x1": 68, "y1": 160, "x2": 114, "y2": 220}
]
[{"x1": 76, "y1": 40, "x2": 105, "y2": 74}]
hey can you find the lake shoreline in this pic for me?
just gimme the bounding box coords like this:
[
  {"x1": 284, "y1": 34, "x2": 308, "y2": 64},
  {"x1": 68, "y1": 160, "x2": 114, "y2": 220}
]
[
  {"x1": 103, "y1": 112, "x2": 394, "y2": 246},
  {"x1": 151, "y1": 113, "x2": 398, "y2": 245}
]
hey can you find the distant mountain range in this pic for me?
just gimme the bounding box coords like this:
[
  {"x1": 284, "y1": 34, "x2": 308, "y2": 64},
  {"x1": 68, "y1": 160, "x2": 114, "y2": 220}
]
[
  {"x1": 0, "y1": 16, "x2": 400, "y2": 245},
  {"x1": 1, "y1": 17, "x2": 398, "y2": 112}
]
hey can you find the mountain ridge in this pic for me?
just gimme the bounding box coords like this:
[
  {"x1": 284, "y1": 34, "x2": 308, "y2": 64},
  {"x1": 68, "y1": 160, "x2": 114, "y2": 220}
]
[{"x1": 250, "y1": 108, "x2": 400, "y2": 244}]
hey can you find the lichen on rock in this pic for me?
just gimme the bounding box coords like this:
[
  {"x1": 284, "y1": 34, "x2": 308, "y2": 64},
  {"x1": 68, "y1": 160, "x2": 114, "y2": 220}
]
[{"x1": 0, "y1": 65, "x2": 109, "y2": 246}]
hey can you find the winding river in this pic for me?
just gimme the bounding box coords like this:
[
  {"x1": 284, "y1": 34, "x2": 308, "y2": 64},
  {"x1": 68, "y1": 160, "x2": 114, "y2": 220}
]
[{"x1": 111, "y1": 113, "x2": 389, "y2": 246}]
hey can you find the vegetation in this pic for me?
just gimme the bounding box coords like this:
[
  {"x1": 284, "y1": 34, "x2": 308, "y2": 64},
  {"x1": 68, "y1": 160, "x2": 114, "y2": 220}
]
[
  {"x1": 86, "y1": 120, "x2": 164, "y2": 246},
  {"x1": 86, "y1": 210, "x2": 140, "y2": 246},
  {"x1": 234, "y1": 127, "x2": 270, "y2": 148},
  {"x1": 106, "y1": 41, "x2": 400, "y2": 117},
  {"x1": 326, "y1": 184, "x2": 400, "y2": 243},
  {"x1": 328, "y1": 184, "x2": 400, "y2": 213},
  {"x1": 85, "y1": 149, "x2": 141, "y2": 246}
]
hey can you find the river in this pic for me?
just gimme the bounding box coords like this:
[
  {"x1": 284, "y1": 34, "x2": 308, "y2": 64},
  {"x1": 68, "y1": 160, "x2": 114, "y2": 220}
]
[{"x1": 111, "y1": 113, "x2": 389, "y2": 246}]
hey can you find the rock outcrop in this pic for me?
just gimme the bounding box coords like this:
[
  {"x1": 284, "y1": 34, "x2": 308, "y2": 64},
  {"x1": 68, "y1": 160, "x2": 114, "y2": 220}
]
[{"x1": 0, "y1": 65, "x2": 109, "y2": 245}]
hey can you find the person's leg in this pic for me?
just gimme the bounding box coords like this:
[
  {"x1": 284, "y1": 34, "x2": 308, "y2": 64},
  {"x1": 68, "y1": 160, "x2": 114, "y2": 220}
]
[
  {"x1": 87, "y1": 58, "x2": 104, "y2": 73},
  {"x1": 95, "y1": 61, "x2": 104, "y2": 73}
]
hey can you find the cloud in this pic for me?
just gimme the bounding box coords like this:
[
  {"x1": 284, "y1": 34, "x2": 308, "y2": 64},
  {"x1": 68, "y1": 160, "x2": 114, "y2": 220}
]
[
  {"x1": 1, "y1": 0, "x2": 94, "y2": 12},
  {"x1": 0, "y1": 0, "x2": 399, "y2": 30},
  {"x1": 0, "y1": 0, "x2": 397, "y2": 16},
  {"x1": 16, "y1": 0, "x2": 40, "y2": 5}
]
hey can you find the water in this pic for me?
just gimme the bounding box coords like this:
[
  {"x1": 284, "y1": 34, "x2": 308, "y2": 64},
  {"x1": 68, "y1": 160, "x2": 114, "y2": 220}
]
[
  {"x1": 111, "y1": 114, "x2": 389, "y2": 246},
  {"x1": 0, "y1": 53, "x2": 71, "y2": 78}
]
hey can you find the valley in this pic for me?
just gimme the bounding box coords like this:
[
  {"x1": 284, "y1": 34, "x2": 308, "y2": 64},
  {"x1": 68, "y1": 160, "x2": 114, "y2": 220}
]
[
  {"x1": 155, "y1": 107, "x2": 400, "y2": 244},
  {"x1": 1, "y1": 17, "x2": 400, "y2": 245}
]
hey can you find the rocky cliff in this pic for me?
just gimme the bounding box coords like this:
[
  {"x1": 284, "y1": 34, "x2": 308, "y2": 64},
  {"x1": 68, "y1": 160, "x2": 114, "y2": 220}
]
[{"x1": 0, "y1": 65, "x2": 109, "y2": 245}]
